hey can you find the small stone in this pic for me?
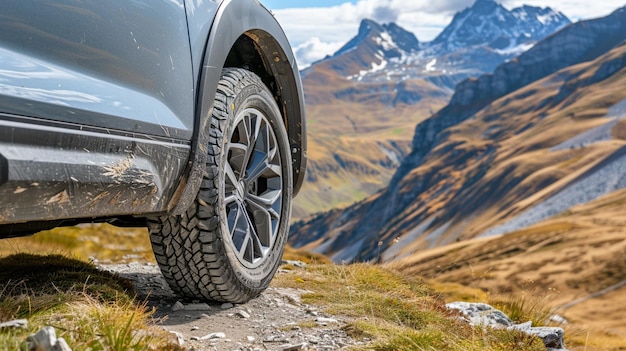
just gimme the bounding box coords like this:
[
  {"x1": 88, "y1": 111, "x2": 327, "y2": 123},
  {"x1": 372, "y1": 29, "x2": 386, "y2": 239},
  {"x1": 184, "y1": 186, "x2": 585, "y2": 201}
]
[
  {"x1": 247, "y1": 335, "x2": 256, "y2": 342},
  {"x1": 200, "y1": 332, "x2": 226, "y2": 340},
  {"x1": 190, "y1": 326, "x2": 199, "y2": 331},
  {"x1": 0, "y1": 319, "x2": 28, "y2": 329},
  {"x1": 527, "y1": 327, "x2": 565, "y2": 349},
  {"x1": 221, "y1": 303, "x2": 234, "y2": 309},
  {"x1": 281, "y1": 343, "x2": 306, "y2": 351},
  {"x1": 236, "y1": 311, "x2": 251, "y2": 319},
  {"x1": 171, "y1": 301, "x2": 185, "y2": 312},
  {"x1": 550, "y1": 314, "x2": 568, "y2": 325}
]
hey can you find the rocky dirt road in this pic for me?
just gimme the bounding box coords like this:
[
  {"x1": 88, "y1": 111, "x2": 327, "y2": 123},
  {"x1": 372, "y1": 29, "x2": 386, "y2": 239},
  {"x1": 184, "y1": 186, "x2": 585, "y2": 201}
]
[{"x1": 99, "y1": 262, "x2": 367, "y2": 351}]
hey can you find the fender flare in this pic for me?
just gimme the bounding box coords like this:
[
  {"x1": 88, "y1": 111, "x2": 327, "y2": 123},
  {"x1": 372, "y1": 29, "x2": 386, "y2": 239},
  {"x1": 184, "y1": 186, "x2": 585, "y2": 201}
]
[{"x1": 170, "y1": 0, "x2": 306, "y2": 215}]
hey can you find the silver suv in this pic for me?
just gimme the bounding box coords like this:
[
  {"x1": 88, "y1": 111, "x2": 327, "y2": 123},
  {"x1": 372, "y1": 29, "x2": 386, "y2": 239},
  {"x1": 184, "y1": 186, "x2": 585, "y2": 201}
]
[{"x1": 0, "y1": 0, "x2": 306, "y2": 303}]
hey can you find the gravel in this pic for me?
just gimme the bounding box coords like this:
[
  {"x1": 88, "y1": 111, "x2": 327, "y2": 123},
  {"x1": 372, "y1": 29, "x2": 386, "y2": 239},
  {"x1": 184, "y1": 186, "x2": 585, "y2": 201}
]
[{"x1": 99, "y1": 262, "x2": 369, "y2": 351}]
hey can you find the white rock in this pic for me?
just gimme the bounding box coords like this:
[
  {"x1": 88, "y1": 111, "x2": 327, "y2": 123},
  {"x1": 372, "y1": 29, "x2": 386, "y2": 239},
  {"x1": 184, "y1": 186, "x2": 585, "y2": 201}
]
[
  {"x1": 281, "y1": 343, "x2": 306, "y2": 351},
  {"x1": 446, "y1": 302, "x2": 512, "y2": 327},
  {"x1": 200, "y1": 332, "x2": 226, "y2": 340},
  {"x1": 236, "y1": 310, "x2": 251, "y2": 319},
  {"x1": 0, "y1": 319, "x2": 28, "y2": 329},
  {"x1": 247, "y1": 336, "x2": 256, "y2": 342},
  {"x1": 509, "y1": 321, "x2": 533, "y2": 332},
  {"x1": 27, "y1": 326, "x2": 55, "y2": 351},
  {"x1": 56, "y1": 337, "x2": 72, "y2": 351},
  {"x1": 26, "y1": 326, "x2": 68, "y2": 351},
  {"x1": 550, "y1": 314, "x2": 568, "y2": 325}
]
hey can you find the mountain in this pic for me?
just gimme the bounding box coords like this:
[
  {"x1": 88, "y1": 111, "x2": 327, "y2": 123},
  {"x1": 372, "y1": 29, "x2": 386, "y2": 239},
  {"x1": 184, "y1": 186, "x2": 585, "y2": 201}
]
[
  {"x1": 327, "y1": 19, "x2": 420, "y2": 77},
  {"x1": 431, "y1": 0, "x2": 570, "y2": 53},
  {"x1": 292, "y1": 0, "x2": 572, "y2": 220},
  {"x1": 290, "y1": 6, "x2": 626, "y2": 262}
]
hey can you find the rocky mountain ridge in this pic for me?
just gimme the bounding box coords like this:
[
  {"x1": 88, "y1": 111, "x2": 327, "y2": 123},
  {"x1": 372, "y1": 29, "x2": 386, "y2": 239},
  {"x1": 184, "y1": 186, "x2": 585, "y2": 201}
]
[
  {"x1": 307, "y1": 0, "x2": 571, "y2": 86},
  {"x1": 431, "y1": 0, "x2": 569, "y2": 53}
]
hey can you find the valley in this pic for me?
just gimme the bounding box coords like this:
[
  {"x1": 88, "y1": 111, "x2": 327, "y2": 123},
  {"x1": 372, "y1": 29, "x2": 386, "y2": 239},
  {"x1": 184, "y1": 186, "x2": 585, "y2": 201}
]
[{"x1": 293, "y1": 0, "x2": 572, "y2": 220}]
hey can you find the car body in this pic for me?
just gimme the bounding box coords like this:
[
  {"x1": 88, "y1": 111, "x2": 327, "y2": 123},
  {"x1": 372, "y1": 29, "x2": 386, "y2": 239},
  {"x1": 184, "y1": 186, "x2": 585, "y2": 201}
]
[{"x1": 0, "y1": 0, "x2": 306, "y2": 302}]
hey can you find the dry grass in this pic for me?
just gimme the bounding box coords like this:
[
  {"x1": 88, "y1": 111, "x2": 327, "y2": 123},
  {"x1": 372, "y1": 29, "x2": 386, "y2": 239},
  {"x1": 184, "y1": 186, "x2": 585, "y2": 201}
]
[
  {"x1": 387, "y1": 188, "x2": 626, "y2": 350},
  {"x1": 0, "y1": 254, "x2": 179, "y2": 351},
  {"x1": 273, "y1": 263, "x2": 546, "y2": 350}
]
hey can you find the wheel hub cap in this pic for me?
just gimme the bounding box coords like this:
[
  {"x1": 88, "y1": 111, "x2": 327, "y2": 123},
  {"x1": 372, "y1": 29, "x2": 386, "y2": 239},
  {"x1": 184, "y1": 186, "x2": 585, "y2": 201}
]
[{"x1": 223, "y1": 108, "x2": 283, "y2": 268}]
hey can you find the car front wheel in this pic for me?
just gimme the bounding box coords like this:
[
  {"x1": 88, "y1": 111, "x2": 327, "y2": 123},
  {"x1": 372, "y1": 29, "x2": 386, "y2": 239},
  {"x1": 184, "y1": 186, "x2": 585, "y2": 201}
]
[{"x1": 149, "y1": 68, "x2": 293, "y2": 303}]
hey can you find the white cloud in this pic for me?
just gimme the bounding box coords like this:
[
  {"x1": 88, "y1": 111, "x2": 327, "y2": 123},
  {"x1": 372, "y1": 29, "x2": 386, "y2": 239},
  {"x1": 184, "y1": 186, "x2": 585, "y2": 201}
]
[
  {"x1": 500, "y1": 0, "x2": 623, "y2": 21},
  {"x1": 294, "y1": 38, "x2": 345, "y2": 68},
  {"x1": 272, "y1": 0, "x2": 626, "y2": 67}
]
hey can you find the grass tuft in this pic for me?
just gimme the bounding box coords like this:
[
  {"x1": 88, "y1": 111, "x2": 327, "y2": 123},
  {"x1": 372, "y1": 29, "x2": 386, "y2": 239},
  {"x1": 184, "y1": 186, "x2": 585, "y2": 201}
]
[
  {"x1": 0, "y1": 253, "x2": 179, "y2": 351},
  {"x1": 489, "y1": 284, "x2": 558, "y2": 326}
]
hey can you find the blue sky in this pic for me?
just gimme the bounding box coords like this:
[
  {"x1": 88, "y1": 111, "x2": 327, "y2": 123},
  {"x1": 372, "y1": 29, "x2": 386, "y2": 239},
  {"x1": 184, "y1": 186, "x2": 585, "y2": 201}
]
[{"x1": 262, "y1": 0, "x2": 625, "y2": 68}]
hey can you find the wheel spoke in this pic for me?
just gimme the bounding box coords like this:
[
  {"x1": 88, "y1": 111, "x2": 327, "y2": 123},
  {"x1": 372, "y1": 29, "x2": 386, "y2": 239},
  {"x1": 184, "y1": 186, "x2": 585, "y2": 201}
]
[
  {"x1": 227, "y1": 143, "x2": 248, "y2": 178},
  {"x1": 247, "y1": 127, "x2": 281, "y2": 182},
  {"x1": 247, "y1": 199, "x2": 274, "y2": 248},
  {"x1": 227, "y1": 202, "x2": 248, "y2": 253},
  {"x1": 248, "y1": 190, "x2": 281, "y2": 210},
  {"x1": 224, "y1": 162, "x2": 240, "y2": 188}
]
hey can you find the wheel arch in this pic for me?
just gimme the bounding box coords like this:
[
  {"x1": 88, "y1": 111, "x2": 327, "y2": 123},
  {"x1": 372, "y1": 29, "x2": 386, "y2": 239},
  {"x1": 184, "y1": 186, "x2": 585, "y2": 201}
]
[{"x1": 170, "y1": 0, "x2": 306, "y2": 215}]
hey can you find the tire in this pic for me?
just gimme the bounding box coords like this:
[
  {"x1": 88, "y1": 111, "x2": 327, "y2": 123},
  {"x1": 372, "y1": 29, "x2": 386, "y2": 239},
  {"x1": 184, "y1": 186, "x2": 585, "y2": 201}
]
[{"x1": 148, "y1": 68, "x2": 293, "y2": 303}]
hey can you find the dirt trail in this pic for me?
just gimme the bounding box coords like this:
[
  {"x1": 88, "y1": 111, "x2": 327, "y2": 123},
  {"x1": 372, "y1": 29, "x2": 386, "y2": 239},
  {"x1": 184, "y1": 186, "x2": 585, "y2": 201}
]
[{"x1": 99, "y1": 262, "x2": 366, "y2": 351}]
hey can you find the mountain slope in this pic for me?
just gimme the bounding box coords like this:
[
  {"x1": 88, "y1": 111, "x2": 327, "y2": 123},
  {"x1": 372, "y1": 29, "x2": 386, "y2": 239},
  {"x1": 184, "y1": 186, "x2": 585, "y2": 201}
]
[
  {"x1": 387, "y1": 187, "x2": 626, "y2": 346},
  {"x1": 290, "y1": 7, "x2": 626, "y2": 261}
]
